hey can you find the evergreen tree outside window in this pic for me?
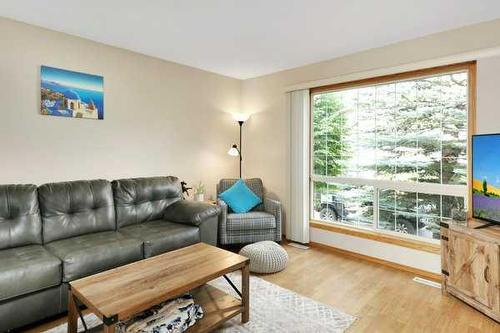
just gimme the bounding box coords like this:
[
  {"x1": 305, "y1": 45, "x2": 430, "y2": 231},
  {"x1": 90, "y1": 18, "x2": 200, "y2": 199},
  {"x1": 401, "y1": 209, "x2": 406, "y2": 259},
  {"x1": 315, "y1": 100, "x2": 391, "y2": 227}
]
[{"x1": 311, "y1": 63, "x2": 474, "y2": 241}]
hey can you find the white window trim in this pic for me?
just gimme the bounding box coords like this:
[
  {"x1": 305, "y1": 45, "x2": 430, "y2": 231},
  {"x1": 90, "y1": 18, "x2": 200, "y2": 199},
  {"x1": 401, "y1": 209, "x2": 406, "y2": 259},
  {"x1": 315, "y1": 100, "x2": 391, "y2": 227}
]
[{"x1": 311, "y1": 175, "x2": 467, "y2": 198}]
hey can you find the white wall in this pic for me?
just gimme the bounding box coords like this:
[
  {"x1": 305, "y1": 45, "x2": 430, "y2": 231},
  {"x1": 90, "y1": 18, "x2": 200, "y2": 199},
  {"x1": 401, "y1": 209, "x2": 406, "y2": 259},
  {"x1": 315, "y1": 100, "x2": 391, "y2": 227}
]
[
  {"x1": 311, "y1": 228, "x2": 441, "y2": 273},
  {"x1": 0, "y1": 18, "x2": 242, "y2": 199},
  {"x1": 477, "y1": 56, "x2": 500, "y2": 134},
  {"x1": 242, "y1": 18, "x2": 500, "y2": 273}
]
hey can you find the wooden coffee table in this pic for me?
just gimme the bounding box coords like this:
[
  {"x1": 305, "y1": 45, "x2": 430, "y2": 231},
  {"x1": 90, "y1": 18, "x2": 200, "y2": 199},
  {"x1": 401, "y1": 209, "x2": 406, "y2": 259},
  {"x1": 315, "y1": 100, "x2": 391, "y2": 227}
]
[{"x1": 67, "y1": 243, "x2": 250, "y2": 333}]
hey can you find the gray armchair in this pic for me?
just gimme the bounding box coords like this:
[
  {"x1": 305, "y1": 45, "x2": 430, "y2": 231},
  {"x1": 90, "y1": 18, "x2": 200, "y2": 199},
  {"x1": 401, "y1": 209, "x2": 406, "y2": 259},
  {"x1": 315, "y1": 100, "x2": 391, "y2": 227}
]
[{"x1": 217, "y1": 178, "x2": 282, "y2": 245}]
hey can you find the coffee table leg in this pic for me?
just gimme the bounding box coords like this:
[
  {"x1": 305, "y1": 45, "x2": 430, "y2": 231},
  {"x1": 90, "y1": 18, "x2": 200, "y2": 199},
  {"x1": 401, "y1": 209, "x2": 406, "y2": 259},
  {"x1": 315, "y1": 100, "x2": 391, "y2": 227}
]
[
  {"x1": 103, "y1": 323, "x2": 116, "y2": 333},
  {"x1": 241, "y1": 262, "x2": 250, "y2": 323},
  {"x1": 67, "y1": 289, "x2": 78, "y2": 333}
]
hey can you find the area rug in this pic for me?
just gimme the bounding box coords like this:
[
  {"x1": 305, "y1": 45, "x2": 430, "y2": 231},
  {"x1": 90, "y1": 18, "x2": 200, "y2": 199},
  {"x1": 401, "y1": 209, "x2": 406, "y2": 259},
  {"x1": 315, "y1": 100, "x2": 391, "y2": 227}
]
[{"x1": 44, "y1": 274, "x2": 356, "y2": 333}]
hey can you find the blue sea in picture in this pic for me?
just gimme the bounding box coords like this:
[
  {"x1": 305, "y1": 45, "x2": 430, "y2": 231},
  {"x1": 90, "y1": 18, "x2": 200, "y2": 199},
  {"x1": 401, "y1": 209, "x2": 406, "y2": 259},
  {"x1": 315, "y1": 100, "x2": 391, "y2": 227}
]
[{"x1": 40, "y1": 66, "x2": 104, "y2": 119}]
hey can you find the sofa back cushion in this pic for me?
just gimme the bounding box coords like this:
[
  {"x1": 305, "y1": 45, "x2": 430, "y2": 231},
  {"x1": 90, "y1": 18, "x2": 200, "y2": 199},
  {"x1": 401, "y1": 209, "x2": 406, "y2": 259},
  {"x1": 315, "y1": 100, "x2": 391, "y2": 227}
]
[
  {"x1": 217, "y1": 178, "x2": 265, "y2": 212},
  {"x1": 0, "y1": 184, "x2": 42, "y2": 249},
  {"x1": 39, "y1": 180, "x2": 115, "y2": 243},
  {"x1": 112, "y1": 176, "x2": 182, "y2": 228}
]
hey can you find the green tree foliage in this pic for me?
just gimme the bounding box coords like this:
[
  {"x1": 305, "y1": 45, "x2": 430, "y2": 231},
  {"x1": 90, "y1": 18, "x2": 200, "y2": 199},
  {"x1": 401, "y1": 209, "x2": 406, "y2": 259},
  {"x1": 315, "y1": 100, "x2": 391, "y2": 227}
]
[
  {"x1": 313, "y1": 73, "x2": 467, "y2": 184},
  {"x1": 311, "y1": 93, "x2": 349, "y2": 210},
  {"x1": 483, "y1": 178, "x2": 488, "y2": 195},
  {"x1": 372, "y1": 74, "x2": 467, "y2": 184},
  {"x1": 312, "y1": 92, "x2": 349, "y2": 177}
]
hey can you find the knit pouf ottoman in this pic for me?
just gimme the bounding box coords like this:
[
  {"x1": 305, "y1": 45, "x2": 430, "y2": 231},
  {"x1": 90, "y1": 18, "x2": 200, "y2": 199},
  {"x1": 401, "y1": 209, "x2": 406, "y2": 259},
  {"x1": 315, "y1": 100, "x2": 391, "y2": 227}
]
[{"x1": 239, "y1": 241, "x2": 288, "y2": 273}]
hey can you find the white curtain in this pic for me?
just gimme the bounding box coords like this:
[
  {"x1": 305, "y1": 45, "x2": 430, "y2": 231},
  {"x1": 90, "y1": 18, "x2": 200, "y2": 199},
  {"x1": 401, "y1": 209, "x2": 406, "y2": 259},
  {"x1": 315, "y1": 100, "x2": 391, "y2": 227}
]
[{"x1": 287, "y1": 89, "x2": 310, "y2": 244}]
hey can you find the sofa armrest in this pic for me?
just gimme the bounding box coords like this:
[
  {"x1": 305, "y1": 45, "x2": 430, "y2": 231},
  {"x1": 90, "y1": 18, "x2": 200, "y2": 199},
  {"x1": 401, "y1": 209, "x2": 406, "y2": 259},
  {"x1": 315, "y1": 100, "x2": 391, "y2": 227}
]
[
  {"x1": 264, "y1": 197, "x2": 282, "y2": 238},
  {"x1": 163, "y1": 200, "x2": 221, "y2": 226},
  {"x1": 198, "y1": 215, "x2": 218, "y2": 246},
  {"x1": 218, "y1": 199, "x2": 228, "y2": 223},
  {"x1": 264, "y1": 197, "x2": 281, "y2": 219},
  {"x1": 217, "y1": 199, "x2": 229, "y2": 243}
]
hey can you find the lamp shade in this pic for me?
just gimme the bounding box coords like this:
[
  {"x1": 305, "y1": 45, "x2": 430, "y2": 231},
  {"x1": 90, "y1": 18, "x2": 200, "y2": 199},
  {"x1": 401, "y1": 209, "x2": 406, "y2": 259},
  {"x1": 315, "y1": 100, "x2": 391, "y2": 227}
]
[
  {"x1": 232, "y1": 113, "x2": 250, "y2": 122},
  {"x1": 228, "y1": 144, "x2": 239, "y2": 156}
]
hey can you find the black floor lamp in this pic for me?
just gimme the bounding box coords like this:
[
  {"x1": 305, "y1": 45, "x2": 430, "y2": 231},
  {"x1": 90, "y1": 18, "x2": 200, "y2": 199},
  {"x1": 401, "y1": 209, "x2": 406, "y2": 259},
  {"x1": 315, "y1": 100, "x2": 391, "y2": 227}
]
[{"x1": 228, "y1": 114, "x2": 249, "y2": 178}]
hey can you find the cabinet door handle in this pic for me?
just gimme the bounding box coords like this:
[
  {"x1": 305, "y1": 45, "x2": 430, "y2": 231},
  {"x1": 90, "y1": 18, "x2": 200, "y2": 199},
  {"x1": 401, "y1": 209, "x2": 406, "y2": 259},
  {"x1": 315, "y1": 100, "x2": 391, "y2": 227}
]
[{"x1": 484, "y1": 266, "x2": 490, "y2": 283}]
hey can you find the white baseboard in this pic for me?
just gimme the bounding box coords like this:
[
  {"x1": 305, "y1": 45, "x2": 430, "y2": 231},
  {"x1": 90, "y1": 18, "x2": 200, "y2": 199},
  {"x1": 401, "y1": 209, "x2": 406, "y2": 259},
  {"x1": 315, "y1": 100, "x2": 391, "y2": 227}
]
[
  {"x1": 413, "y1": 277, "x2": 441, "y2": 289},
  {"x1": 288, "y1": 242, "x2": 310, "y2": 250},
  {"x1": 310, "y1": 227, "x2": 441, "y2": 274}
]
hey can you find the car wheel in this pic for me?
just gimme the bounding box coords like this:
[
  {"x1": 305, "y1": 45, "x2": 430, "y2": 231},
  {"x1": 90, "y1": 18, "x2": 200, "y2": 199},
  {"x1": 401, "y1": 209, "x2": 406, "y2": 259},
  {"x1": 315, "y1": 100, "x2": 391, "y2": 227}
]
[
  {"x1": 395, "y1": 221, "x2": 415, "y2": 235},
  {"x1": 320, "y1": 207, "x2": 338, "y2": 222}
]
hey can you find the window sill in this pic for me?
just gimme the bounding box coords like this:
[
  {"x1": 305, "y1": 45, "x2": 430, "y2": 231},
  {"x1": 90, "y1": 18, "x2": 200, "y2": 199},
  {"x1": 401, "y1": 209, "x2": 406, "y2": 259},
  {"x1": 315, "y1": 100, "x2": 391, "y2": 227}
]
[{"x1": 309, "y1": 220, "x2": 441, "y2": 254}]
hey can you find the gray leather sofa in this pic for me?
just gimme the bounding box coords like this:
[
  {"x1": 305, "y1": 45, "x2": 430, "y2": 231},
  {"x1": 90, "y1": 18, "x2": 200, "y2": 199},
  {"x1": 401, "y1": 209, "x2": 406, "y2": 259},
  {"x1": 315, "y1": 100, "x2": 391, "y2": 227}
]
[{"x1": 0, "y1": 176, "x2": 220, "y2": 332}]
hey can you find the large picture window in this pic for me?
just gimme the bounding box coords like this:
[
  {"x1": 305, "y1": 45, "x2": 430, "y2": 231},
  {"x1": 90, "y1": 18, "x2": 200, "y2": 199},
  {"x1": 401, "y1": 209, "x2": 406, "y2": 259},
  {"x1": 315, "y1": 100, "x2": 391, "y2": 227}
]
[{"x1": 311, "y1": 63, "x2": 475, "y2": 242}]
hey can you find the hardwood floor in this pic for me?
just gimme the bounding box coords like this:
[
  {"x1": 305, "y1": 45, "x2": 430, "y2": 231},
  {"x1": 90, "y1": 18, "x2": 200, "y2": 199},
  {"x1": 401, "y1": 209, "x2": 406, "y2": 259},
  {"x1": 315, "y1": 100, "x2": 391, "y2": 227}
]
[
  {"x1": 25, "y1": 243, "x2": 499, "y2": 332},
  {"x1": 261, "y1": 244, "x2": 499, "y2": 332}
]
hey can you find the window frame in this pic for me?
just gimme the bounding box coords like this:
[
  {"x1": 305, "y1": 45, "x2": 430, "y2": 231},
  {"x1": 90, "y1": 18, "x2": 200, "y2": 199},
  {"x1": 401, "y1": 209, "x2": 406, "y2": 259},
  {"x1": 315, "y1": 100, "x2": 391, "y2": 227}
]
[{"x1": 309, "y1": 61, "x2": 477, "y2": 246}]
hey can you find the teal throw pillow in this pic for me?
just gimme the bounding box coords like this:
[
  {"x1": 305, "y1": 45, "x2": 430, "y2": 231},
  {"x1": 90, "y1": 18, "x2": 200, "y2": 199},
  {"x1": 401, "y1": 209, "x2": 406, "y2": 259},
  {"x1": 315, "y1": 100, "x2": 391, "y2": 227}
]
[{"x1": 218, "y1": 179, "x2": 262, "y2": 213}]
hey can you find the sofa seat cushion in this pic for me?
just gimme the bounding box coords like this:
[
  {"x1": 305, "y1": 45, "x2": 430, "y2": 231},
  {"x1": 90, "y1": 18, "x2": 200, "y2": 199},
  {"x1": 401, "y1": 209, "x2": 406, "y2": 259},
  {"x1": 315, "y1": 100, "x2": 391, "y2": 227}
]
[
  {"x1": 226, "y1": 212, "x2": 276, "y2": 231},
  {"x1": 0, "y1": 245, "x2": 61, "y2": 302},
  {"x1": 45, "y1": 231, "x2": 143, "y2": 282},
  {"x1": 119, "y1": 220, "x2": 199, "y2": 258}
]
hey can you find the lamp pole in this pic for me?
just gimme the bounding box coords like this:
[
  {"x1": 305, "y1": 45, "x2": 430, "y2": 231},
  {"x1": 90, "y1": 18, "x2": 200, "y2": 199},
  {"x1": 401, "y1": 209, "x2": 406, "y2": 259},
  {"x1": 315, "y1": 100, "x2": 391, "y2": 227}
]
[
  {"x1": 238, "y1": 120, "x2": 243, "y2": 178},
  {"x1": 228, "y1": 114, "x2": 249, "y2": 178}
]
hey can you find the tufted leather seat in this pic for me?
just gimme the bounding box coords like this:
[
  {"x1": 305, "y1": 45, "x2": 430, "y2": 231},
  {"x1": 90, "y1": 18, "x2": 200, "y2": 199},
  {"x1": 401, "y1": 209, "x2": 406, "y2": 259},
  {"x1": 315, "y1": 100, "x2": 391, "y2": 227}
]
[
  {"x1": 119, "y1": 220, "x2": 199, "y2": 258},
  {"x1": 45, "y1": 231, "x2": 142, "y2": 281},
  {"x1": 113, "y1": 177, "x2": 203, "y2": 258},
  {"x1": 39, "y1": 180, "x2": 143, "y2": 282},
  {"x1": 0, "y1": 245, "x2": 61, "y2": 301},
  {"x1": 0, "y1": 184, "x2": 61, "y2": 309}
]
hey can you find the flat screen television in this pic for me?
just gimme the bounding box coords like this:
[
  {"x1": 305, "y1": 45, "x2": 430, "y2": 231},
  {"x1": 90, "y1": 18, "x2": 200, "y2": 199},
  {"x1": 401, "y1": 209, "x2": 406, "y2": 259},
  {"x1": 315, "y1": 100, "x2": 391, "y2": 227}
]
[{"x1": 472, "y1": 133, "x2": 500, "y2": 227}]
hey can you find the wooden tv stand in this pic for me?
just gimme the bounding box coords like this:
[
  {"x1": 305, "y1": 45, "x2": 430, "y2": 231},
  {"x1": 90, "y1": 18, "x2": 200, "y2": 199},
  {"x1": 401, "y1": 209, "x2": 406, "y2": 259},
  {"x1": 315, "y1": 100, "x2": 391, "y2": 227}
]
[{"x1": 441, "y1": 218, "x2": 500, "y2": 322}]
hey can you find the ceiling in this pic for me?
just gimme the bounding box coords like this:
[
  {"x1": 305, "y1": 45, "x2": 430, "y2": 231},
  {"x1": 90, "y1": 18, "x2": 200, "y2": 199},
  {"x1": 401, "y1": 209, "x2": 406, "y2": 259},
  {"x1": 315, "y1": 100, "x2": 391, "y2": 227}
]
[{"x1": 2, "y1": 1, "x2": 500, "y2": 79}]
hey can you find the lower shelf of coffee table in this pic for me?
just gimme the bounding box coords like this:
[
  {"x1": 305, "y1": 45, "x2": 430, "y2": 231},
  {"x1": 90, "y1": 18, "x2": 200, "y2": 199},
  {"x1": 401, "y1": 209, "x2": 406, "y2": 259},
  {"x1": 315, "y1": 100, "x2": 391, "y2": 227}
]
[
  {"x1": 186, "y1": 284, "x2": 244, "y2": 333},
  {"x1": 68, "y1": 284, "x2": 243, "y2": 332}
]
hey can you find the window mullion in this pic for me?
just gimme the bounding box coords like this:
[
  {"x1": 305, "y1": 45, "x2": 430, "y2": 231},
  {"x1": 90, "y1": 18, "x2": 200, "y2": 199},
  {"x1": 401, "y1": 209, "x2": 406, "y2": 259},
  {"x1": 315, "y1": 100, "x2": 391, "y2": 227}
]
[
  {"x1": 374, "y1": 187, "x2": 379, "y2": 231},
  {"x1": 311, "y1": 175, "x2": 467, "y2": 197}
]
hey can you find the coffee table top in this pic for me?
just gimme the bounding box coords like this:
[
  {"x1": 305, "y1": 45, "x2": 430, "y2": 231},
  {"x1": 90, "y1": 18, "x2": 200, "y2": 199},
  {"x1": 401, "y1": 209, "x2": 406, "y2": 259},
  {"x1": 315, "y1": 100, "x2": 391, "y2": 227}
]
[{"x1": 70, "y1": 243, "x2": 249, "y2": 321}]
